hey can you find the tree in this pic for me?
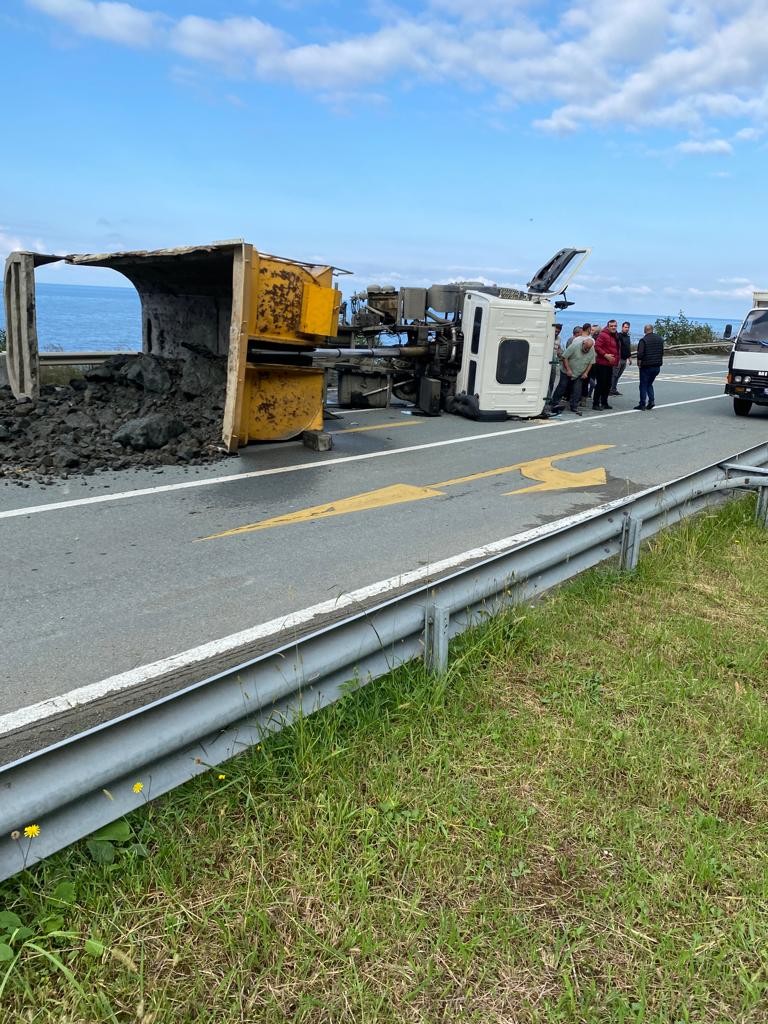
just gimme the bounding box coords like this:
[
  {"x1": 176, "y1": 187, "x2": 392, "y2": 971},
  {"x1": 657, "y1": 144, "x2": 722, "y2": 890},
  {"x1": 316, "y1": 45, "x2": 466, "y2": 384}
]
[{"x1": 653, "y1": 311, "x2": 717, "y2": 348}]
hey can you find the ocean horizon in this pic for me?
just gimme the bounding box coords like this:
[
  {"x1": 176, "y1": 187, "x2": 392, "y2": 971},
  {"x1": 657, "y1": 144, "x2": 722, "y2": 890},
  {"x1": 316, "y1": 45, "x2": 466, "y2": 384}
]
[{"x1": 0, "y1": 281, "x2": 744, "y2": 352}]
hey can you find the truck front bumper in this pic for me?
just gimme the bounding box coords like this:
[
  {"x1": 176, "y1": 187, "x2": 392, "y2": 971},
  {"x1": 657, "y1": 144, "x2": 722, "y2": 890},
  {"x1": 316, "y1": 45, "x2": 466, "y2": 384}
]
[{"x1": 725, "y1": 382, "x2": 768, "y2": 403}]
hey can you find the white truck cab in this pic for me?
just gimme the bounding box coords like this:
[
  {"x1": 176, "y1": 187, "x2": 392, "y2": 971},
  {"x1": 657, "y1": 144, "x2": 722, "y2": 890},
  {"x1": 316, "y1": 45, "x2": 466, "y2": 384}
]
[
  {"x1": 726, "y1": 291, "x2": 768, "y2": 415},
  {"x1": 455, "y1": 247, "x2": 590, "y2": 419}
]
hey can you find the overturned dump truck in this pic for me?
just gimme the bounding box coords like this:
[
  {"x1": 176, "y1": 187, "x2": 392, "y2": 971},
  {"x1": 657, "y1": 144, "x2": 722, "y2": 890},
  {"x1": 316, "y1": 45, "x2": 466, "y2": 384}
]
[
  {"x1": 3, "y1": 241, "x2": 344, "y2": 448},
  {"x1": 334, "y1": 247, "x2": 590, "y2": 419},
  {"x1": 3, "y1": 242, "x2": 589, "y2": 453}
]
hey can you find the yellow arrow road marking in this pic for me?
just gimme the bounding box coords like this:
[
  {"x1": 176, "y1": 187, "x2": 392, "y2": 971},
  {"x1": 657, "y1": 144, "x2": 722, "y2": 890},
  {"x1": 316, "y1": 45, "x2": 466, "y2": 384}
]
[
  {"x1": 505, "y1": 458, "x2": 606, "y2": 495},
  {"x1": 432, "y1": 444, "x2": 611, "y2": 488},
  {"x1": 202, "y1": 443, "x2": 614, "y2": 539},
  {"x1": 206, "y1": 484, "x2": 444, "y2": 537}
]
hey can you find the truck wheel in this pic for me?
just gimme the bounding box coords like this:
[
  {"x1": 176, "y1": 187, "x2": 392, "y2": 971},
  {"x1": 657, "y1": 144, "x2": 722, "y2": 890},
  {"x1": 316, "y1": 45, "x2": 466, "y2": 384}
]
[
  {"x1": 393, "y1": 380, "x2": 417, "y2": 403},
  {"x1": 733, "y1": 397, "x2": 752, "y2": 416}
]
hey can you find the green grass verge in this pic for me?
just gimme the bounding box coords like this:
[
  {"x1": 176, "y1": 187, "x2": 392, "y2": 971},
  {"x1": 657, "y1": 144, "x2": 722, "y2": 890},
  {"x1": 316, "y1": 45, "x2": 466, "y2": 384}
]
[{"x1": 2, "y1": 498, "x2": 768, "y2": 1023}]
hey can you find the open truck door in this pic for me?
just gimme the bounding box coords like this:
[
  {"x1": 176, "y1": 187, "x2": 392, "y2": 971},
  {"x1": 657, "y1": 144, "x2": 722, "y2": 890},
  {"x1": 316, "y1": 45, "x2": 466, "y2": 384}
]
[{"x1": 526, "y1": 247, "x2": 591, "y2": 301}]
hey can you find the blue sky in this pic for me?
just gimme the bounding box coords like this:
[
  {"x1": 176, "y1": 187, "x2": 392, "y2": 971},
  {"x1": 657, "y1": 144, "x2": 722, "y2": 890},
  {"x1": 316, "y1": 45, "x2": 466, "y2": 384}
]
[{"x1": 1, "y1": 0, "x2": 766, "y2": 317}]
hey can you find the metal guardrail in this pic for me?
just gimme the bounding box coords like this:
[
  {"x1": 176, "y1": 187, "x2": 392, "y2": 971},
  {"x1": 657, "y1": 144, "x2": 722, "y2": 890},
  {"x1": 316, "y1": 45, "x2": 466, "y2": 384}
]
[
  {"x1": 38, "y1": 351, "x2": 138, "y2": 367},
  {"x1": 662, "y1": 341, "x2": 731, "y2": 353},
  {"x1": 2, "y1": 442, "x2": 768, "y2": 880}
]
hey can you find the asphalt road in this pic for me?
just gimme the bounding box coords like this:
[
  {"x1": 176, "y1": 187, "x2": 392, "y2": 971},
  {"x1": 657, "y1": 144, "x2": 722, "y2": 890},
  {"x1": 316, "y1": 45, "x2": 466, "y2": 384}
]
[{"x1": 1, "y1": 356, "x2": 763, "y2": 756}]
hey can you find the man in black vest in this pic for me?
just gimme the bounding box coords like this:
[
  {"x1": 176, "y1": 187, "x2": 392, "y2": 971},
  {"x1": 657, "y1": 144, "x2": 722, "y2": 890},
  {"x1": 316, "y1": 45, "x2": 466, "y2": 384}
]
[{"x1": 635, "y1": 324, "x2": 664, "y2": 410}]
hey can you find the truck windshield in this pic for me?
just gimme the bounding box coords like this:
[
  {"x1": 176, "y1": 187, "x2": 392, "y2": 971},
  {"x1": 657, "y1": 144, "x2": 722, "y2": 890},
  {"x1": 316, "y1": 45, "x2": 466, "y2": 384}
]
[{"x1": 736, "y1": 310, "x2": 768, "y2": 351}]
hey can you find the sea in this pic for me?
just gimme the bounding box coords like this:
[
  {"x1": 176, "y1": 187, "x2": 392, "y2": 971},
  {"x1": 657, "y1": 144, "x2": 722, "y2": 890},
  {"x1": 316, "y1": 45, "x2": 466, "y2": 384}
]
[{"x1": 0, "y1": 282, "x2": 742, "y2": 352}]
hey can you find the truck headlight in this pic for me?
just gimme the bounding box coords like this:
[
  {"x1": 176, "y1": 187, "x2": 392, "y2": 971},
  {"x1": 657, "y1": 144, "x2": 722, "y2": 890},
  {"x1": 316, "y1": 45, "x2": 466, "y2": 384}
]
[
  {"x1": 744, "y1": 376, "x2": 752, "y2": 383},
  {"x1": 734, "y1": 375, "x2": 742, "y2": 382}
]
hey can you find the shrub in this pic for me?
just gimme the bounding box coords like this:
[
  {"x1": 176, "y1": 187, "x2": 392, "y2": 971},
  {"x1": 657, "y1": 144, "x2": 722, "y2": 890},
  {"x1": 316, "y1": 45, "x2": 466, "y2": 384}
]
[{"x1": 653, "y1": 310, "x2": 717, "y2": 347}]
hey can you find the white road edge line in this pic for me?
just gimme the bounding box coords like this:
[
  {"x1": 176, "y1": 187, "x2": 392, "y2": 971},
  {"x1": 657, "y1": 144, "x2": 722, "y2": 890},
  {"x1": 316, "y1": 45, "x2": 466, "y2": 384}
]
[
  {"x1": 0, "y1": 483, "x2": 660, "y2": 736},
  {"x1": 0, "y1": 394, "x2": 728, "y2": 522}
]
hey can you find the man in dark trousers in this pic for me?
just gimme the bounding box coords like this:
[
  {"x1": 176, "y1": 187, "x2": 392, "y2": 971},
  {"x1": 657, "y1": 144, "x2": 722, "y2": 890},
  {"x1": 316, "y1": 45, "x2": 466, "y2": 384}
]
[
  {"x1": 549, "y1": 335, "x2": 595, "y2": 416},
  {"x1": 610, "y1": 321, "x2": 632, "y2": 395},
  {"x1": 635, "y1": 324, "x2": 664, "y2": 410},
  {"x1": 548, "y1": 323, "x2": 564, "y2": 400},
  {"x1": 584, "y1": 323, "x2": 598, "y2": 401},
  {"x1": 593, "y1": 320, "x2": 619, "y2": 410}
]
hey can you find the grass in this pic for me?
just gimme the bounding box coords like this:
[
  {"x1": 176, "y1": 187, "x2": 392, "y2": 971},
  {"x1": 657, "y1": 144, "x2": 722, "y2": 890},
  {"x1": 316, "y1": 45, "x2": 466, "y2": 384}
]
[{"x1": 2, "y1": 497, "x2": 768, "y2": 1022}]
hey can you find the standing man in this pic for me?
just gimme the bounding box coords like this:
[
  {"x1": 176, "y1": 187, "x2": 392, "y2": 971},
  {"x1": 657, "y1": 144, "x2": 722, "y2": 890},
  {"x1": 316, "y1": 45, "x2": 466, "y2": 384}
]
[
  {"x1": 635, "y1": 324, "x2": 664, "y2": 410},
  {"x1": 610, "y1": 321, "x2": 632, "y2": 395},
  {"x1": 564, "y1": 324, "x2": 582, "y2": 354},
  {"x1": 548, "y1": 323, "x2": 564, "y2": 401},
  {"x1": 550, "y1": 325, "x2": 582, "y2": 410},
  {"x1": 585, "y1": 324, "x2": 600, "y2": 400},
  {"x1": 550, "y1": 336, "x2": 595, "y2": 416},
  {"x1": 593, "y1": 320, "x2": 619, "y2": 410}
]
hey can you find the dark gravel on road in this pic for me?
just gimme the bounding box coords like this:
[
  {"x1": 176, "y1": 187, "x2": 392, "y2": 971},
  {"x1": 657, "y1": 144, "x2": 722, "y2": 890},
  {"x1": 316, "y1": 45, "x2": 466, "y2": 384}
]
[{"x1": 0, "y1": 353, "x2": 232, "y2": 486}]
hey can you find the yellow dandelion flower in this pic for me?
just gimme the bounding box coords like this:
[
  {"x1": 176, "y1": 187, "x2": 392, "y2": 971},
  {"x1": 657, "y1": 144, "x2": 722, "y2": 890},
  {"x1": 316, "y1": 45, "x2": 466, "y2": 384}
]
[
  {"x1": 218, "y1": 774, "x2": 226, "y2": 780},
  {"x1": 23, "y1": 824, "x2": 41, "y2": 839},
  {"x1": 132, "y1": 782, "x2": 144, "y2": 794}
]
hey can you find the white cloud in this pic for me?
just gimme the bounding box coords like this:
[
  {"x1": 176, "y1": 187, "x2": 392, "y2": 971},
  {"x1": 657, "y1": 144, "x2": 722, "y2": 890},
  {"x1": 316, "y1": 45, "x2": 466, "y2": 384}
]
[
  {"x1": 25, "y1": 0, "x2": 768, "y2": 138},
  {"x1": 0, "y1": 227, "x2": 50, "y2": 260},
  {"x1": 28, "y1": 0, "x2": 160, "y2": 46},
  {"x1": 579, "y1": 273, "x2": 620, "y2": 285},
  {"x1": 605, "y1": 284, "x2": 653, "y2": 295},
  {"x1": 688, "y1": 286, "x2": 755, "y2": 298},
  {"x1": 676, "y1": 138, "x2": 733, "y2": 154},
  {"x1": 734, "y1": 126, "x2": 762, "y2": 140},
  {"x1": 171, "y1": 16, "x2": 285, "y2": 70},
  {"x1": 666, "y1": 281, "x2": 758, "y2": 299},
  {"x1": 0, "y1": 228, "x2": 25, "y2": 260},
  {"x1": 442, "y1": 264, "x2": 521, "y2": 276}
]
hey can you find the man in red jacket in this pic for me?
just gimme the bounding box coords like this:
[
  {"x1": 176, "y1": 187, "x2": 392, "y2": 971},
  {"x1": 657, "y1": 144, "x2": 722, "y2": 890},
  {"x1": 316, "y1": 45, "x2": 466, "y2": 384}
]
[{"x1": 593, "y1": 320, "x2": 619, "y2": 410}]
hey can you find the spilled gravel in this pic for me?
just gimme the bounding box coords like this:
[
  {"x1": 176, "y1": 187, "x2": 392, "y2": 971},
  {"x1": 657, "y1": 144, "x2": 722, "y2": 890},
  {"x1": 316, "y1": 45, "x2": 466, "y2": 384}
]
[{"x1": 0, "y1": 353, "x2": 232, "y2": 487}]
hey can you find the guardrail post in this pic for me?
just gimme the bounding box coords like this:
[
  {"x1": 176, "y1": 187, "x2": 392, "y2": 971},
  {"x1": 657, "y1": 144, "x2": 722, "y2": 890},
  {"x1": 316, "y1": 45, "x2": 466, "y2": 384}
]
[
  {"x1": 756, "y1": 486, "x2": 768, "y2": 528},
  {"x1": 424, "y1": 600, "x2": 450, "y2": 673},
  {"x1": 619, "y1": 514, "x2": 643, "y2": 571}
]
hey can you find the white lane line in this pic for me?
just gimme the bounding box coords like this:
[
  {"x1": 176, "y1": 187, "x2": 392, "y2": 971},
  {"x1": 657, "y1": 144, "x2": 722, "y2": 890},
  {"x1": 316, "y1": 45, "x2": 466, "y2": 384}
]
[
  {"x1": 0, "y1": 393, "x2": 728, "y2": 522},
  {"x1": 622, "y1": 376, "x2": 723, "y2": 385},
  {"x1": 0, "y1": 485, "x2": 660, "y2": 736},
  {"x1": 622, "y1": 370, "x2": 725, "y2": 378}
]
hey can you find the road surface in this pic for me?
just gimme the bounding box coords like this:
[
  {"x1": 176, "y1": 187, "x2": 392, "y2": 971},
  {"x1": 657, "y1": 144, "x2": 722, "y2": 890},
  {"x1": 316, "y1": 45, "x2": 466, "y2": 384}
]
[{"x1": 0, "y1": 356, "x2": 760, "y2": 759}]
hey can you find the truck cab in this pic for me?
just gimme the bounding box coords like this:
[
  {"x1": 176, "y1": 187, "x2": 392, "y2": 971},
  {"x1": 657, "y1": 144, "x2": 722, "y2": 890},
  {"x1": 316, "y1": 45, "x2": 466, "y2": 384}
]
[
  {"x1": 726, "y1": 291, "x2": 768, "y2": 416},
  {"x1": 455, "y1": 247, "x2": 590, "y2": 419}
]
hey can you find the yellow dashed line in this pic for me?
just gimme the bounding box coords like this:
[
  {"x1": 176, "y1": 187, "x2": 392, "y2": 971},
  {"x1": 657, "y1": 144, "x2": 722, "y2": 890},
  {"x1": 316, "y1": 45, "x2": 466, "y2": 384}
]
[{"x1": 332, "y1": 421, "x2": 419, "y2": 434}]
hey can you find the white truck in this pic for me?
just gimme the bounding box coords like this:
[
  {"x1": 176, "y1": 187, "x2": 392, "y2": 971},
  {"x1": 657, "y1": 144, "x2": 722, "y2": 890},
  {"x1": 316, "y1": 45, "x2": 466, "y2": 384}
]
[
  {"x1": 337, "y1": 247, "x2": 591, "y2": 420},
  {"x1": 726, "y1": 291, "x2": 768, "y2": 415}
]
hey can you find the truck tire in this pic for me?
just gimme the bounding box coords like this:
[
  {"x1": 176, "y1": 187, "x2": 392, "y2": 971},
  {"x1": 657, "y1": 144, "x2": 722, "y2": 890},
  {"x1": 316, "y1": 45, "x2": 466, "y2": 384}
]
[{"x1": 733, "y1": 397, "x2": 752, "y2": 416}]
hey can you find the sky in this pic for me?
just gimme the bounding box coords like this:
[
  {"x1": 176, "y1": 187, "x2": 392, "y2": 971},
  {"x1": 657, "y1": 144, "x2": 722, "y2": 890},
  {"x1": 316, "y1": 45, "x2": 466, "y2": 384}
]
[{"x1": 1, "y1": 0, "x2": 767, "y2": 318}]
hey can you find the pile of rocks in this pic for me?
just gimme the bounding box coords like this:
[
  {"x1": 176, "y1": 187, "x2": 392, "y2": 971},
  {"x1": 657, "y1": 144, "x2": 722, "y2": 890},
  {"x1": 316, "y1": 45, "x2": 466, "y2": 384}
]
[{"x1": 0, "y1": 352, "x2": 232, "y2": 486}]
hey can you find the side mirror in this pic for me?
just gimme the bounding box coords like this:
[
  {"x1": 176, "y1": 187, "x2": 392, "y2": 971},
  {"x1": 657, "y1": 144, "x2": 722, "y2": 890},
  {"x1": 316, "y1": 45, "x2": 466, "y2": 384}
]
[{"x1": 723, "y1": 324, "x2": 733, "y2": 339}]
